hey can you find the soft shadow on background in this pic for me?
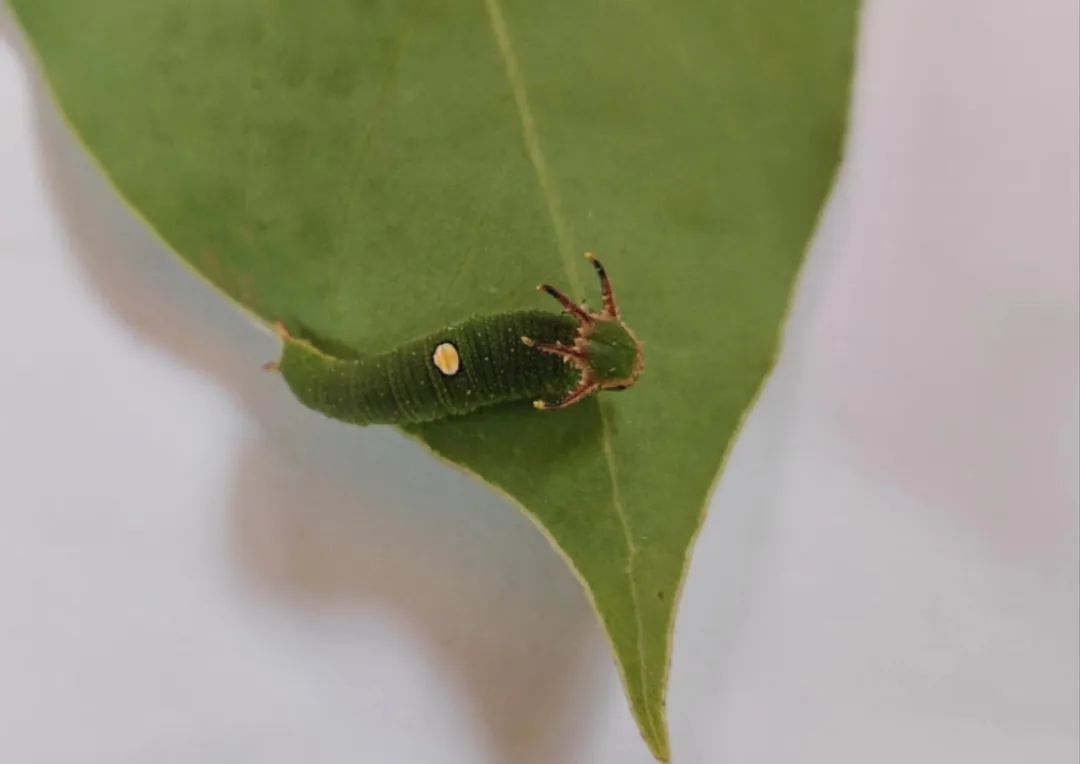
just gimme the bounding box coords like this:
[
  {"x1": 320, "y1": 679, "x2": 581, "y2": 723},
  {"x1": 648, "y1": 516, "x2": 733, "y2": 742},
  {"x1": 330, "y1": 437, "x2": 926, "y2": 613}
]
[{"x1": 2, "y1": 15, "x2": 619, "y2": 762}]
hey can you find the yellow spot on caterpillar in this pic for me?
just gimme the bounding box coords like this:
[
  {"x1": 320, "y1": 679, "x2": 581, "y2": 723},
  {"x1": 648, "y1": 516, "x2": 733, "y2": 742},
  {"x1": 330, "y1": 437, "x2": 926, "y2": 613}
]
[{"x1": 432, "y1": 342, "x2": 461, "y2": 376}]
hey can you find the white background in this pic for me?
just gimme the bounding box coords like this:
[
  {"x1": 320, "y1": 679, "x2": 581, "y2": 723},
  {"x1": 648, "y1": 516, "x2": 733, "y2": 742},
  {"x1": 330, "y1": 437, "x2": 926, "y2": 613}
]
[{"x1": 1, "y1": 1, "x2": 1077, "y2": 762}]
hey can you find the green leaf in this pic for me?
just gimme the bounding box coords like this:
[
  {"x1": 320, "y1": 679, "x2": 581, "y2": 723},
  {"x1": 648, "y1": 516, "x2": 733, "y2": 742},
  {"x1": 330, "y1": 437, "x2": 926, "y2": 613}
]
[{"x1": 9, "y1": 0, "x2": 857, "y2": 758}]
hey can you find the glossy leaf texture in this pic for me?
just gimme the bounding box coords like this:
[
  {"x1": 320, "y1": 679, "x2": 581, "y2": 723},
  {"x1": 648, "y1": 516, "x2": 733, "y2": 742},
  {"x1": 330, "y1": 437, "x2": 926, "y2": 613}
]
[{"x1": 9, "y1": 0, "x2": 857, "y2": 759}]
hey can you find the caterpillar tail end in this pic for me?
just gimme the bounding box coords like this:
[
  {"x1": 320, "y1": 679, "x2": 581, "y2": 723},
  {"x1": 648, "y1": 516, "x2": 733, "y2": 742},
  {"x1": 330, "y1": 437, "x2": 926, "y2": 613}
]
[
  {"x1": 264, "y1": 321, "x2": 291, "y2": 371},
  {"x1": 520, "y1": 335, "x2": 536, "y2": 347},
  {"x1": 533, "y1": 400, "x2": 548, "y2": 411}
]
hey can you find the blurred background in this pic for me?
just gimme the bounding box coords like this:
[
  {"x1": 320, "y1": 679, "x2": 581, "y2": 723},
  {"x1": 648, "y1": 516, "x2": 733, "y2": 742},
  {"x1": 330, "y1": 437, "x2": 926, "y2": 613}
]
[{"x1": 1, "y1": 1, "x2": 1077, "y2": 762}]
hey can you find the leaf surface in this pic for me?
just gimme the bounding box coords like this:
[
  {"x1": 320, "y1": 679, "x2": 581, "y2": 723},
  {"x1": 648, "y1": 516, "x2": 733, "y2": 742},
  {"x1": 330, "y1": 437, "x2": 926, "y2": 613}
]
[{"x1": 9, "y1": 0, "x2": 858, "y2": 758}]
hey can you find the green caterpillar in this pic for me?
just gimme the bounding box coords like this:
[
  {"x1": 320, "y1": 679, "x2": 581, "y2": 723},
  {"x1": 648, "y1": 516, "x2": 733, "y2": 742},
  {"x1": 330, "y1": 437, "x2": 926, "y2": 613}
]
[{"x1": 268, "y1": 253, "x2": 645, "y2": 425}]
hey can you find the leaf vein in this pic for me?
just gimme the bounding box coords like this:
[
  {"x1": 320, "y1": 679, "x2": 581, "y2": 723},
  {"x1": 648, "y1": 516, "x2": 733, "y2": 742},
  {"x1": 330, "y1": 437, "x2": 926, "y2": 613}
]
[{"x1": 482, "y1": 0, "x2": 582, "y2": 297}]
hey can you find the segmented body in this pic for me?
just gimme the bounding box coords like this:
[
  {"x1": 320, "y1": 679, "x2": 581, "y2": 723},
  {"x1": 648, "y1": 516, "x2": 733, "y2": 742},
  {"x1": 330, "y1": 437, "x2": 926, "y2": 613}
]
[{"x1": 278, "y1": 310, "x2": 580, "y2": 425}]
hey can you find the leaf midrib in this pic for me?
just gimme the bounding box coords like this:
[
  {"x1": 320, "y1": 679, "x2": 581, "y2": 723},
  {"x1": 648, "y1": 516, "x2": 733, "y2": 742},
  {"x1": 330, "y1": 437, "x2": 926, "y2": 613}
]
[{"x1": 481, "y1": 0, "x2": 660, "y2": 747}]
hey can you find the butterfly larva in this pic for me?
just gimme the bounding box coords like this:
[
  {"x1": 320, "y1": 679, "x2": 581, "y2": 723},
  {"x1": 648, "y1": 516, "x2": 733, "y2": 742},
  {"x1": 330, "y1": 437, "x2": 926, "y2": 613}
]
[{"x1": 268, "y1": 253, "x2": 645, "y2": 426}]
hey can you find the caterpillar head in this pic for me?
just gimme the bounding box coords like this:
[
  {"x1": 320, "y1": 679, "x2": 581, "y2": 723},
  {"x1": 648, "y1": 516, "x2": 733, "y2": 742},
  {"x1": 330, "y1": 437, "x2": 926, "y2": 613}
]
[
  {"x1": 580, "y1": 317, "x2": 645, "y2": 391},
  {"x1": 523, "y1": 253, "x2": 645, "y2": 411}
]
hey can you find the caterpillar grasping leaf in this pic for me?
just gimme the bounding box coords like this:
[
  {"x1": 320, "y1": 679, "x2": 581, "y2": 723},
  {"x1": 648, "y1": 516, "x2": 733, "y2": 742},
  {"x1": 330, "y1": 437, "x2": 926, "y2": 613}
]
[{"x1": 268, "y1": 253, "x2": 645, "y2": 425}]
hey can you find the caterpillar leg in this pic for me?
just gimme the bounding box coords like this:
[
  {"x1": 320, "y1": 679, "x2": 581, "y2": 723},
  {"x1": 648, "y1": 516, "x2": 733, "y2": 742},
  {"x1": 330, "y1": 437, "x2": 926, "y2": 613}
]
[
  {"x1": 520, "y1": 335, "x2": 587, "y2": 362},
  {"x1": 534, "y1": 379, "x2": 601, "y2": 411},
  {"x1": 538, "y1": 283, "x2": 594, "y2": 325},
  {"x1": 585, "y1": 252, "x2": 619, "y2": 319}
]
